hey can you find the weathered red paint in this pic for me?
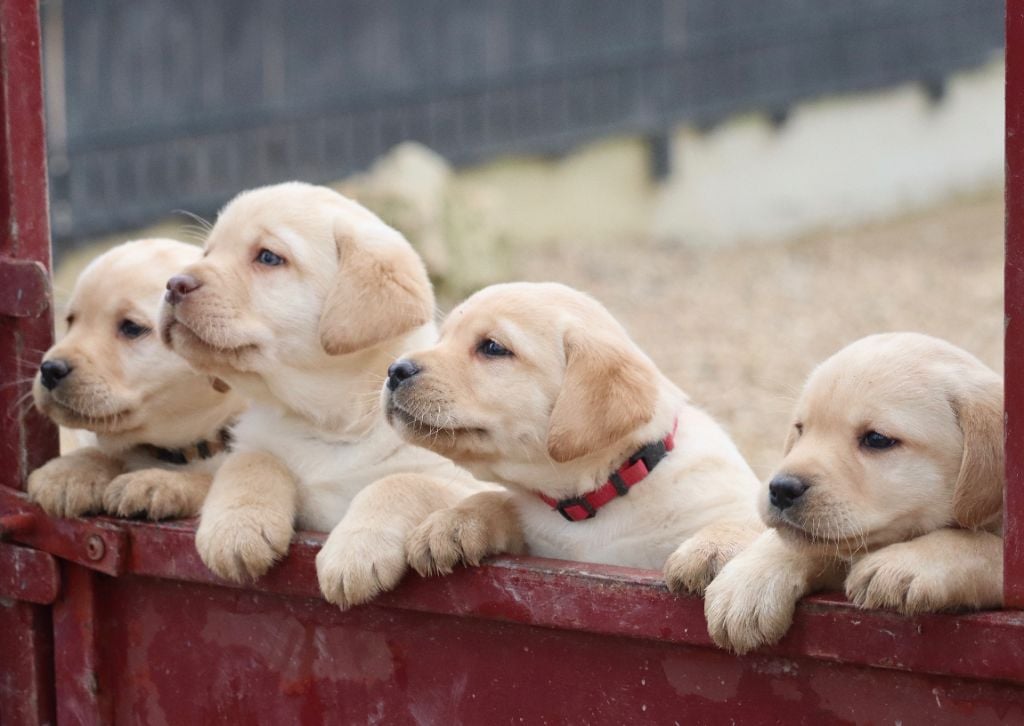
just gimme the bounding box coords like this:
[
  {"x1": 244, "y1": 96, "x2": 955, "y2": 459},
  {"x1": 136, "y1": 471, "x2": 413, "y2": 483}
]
[
  {"x1": 0, "y1": 258, "x2": 49, "y2": 317},
  {"x1": 82, "y1": 575, "x2": 1024, "y2": 725},
  {"x1": 0, "y1": 0, "x2": 57, "y2": 494},
  {"x1": 53, "y1": 564, "x2": 111, "y2": 725},
  {"x1": 0, "y1": 489, "x2": 128, "y2": 575},
  {"x1": 0, "y1": 3, "x2": 57, "y2": 724},
  {"x1": 9, "y1": 485, "x2": 1024, "y2": 684},
  {"x1": 0, "y1": 0, "x2": 1023, "y2": 723},
  {"x1": 0, "y1": 541, "x2": 58, "y2": 604},
  {"x1": 1007, "y1": 0, "x2": 1024, "y2": 610},
  {"x1": 0, "y1": 601, "x2": 55, "y2": 725}
]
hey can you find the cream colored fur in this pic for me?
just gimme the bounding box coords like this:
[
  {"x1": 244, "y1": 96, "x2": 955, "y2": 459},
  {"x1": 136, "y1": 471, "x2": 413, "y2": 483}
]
[
  {"x1": 28, "y1": 239, "x2": 245, "y2": 519},
  {"x1": 689, "y1": 332, "x2": 1004, "y2": 653},
  {"x1": 159, "y1": 181, "x2": 494, "y2": 607},
  {"x1": 384, "y1": 282, "x2": 761, "y2": 575}
]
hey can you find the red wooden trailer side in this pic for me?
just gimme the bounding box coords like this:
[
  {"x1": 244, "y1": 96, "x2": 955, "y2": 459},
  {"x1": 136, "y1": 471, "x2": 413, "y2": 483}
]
[{"x1": 2, "y1": 0, "x2": 1023, "y2": 723}]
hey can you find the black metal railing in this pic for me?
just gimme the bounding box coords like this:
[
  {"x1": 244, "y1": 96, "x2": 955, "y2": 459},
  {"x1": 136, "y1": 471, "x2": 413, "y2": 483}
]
[{"x1": 43, "y1": 0, "x2": 1003, "y2": 248}]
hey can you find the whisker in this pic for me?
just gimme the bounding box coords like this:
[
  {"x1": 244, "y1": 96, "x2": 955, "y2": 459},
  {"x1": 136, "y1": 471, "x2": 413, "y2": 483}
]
[
  {"x1": 0, "y1": 377, "x2": 35, "y2": 391},
  {"x1": 174, "y1": 209, "x2": 214, "y2": 233}
]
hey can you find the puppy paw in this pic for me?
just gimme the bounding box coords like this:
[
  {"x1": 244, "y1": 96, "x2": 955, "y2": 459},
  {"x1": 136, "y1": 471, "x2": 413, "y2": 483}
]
[
  {"x1": 406, "y1": 507, "x2": 498, "y2": 577},
  {"x1": 664, "y1": 540, "x2": 725, "y2": 596},
  {"x1": 703, "y1": 558, "x2": 801, "y2": 654},
  {"x1": 195, "y1": 506, "x2": 293, "y2": 582},
  {"x1": 665, "y1": 522, "x2": 761, "y2": 595},
  {"x1": 844, "y1": 539, "x2": 999, "y2": 615},
  {"x1": 103, "y1": 469, "x2": 208, "y2": 520},
  {"x1": 316, "y1": 528, "x2": 407, "y2": 609},
  {"x1": 27, "y1": 451, "x2": 121, "y2": 518}
]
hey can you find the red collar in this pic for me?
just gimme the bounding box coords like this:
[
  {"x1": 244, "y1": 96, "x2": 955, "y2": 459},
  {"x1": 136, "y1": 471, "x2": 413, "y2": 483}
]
[{"x1": 539, "y1": 418, "x2": 678, "y2": 522}]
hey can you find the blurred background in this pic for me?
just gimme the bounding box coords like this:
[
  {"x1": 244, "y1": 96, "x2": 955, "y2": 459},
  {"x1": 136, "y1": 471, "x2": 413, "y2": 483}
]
[{"x1": 39, "y1": 0, "x2": 1005, "y2": 476}]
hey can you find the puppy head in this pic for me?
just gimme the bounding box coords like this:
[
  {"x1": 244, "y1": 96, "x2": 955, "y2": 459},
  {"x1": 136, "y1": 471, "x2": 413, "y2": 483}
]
[
  {"x1": 764, "y1": 332, "x2": 1003, "y2": 551},
  {"x1": 383, "y1": 282, "x2": 660, "y2": 481},
  {"x1": 34, "y1": 239, "x2": 239, "y2": 440},
  {"x1": 160, "y1": 182, "x2": 434, "y2": 384}
]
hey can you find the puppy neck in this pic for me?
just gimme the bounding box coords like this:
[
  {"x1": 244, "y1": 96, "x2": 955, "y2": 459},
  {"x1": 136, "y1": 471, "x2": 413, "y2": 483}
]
[
  {"x1": 249, "y1": 322, "x2": 439, "y2": 438},
  {"x1": 93, "y1": 384, "x2": 246, "y2": 455},
  {"x1": 484, "y1": 384, "x2": 688, "y2": 499}
]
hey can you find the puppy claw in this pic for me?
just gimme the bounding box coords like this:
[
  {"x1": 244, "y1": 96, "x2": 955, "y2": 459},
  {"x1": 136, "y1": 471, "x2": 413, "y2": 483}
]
[
  {"x1": 702, "y1": 554, "x2": 803, "y2": 654},
  {"x1": 102, "y1": 469, "x2": 207, "y2": 520},
  {"x1": 665, "y1": 522, "x2": 762, "y2": 596},
  {"x1": 195, "y1": 508, "x2": 293, "y2": 583},
  {"x1": 664, "y1": 539, "x2": 725, "y2": 596},
  {"x1": 316, "y1": 529, "x2": 407, "y2": 610},
  {"x1": 406, "y1": 508, "x2": 495, "y2": 578},
  {"x1": 844, "y1": 538, "x2": 1000, "y2": 616},
  {"x1": 27, "y1": 450, "x2": 121, "y2": 518}
]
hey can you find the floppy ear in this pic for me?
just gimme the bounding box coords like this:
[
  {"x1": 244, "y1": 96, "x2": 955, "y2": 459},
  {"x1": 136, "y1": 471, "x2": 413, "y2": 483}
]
[
  {"x1": 318, "y1": 217, "x2": 434, "y2": 356},
  {"x1": 546, "y1": 327, "x2": 659, "y2": 463},
  {"x1": 950, "y1": 374, "x2": 1004, "y2": 529}
]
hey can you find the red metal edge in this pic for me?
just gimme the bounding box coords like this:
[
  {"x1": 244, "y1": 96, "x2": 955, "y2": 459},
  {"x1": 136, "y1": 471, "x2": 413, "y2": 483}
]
[
  {"x1": 105, "y1": 516, "x2": 1024, "y2": 688},
  {"x1": 1008, "y1": 0, "x2": 1024, "y2": 608},
  {"x1": 0, "y1": 541, "x2": 58, "y2": 604},
  {"x1": 0, "y1": 489, "x2": 128, "y2": 576}
]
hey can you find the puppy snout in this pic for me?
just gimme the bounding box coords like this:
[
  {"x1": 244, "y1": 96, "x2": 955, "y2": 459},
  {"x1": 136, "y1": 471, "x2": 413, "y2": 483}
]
[
  {"x1": 768, "y1": 474, "x2": 809, "y2": 511},
  {"x1": 386, "y1": 359, "x2": 421, "y2": 391},
  {"x1": 39, "y1": 359, "x2": 72, "y2": 390},
  {"x1": 165, "y1": 274, "x2": 202, "y2": 305}
]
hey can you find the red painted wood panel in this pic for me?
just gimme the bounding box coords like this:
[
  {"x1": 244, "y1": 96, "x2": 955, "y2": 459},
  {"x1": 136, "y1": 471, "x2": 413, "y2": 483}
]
[
  {"x1": 0, "y1": 601, "x2": 55, "y2": 726},
  {"x1": 53, "y1": 565, "x2": 111, "y2": 726},
  {"x1": 0, "y1": 4, "x2": 59, "y2": 724},
  {"x1": 121, "y1": 515, "x2": 1024, "y2": 687},
  {"x1": 0, "y1": 0, "x2": 58, "y2": 493},
  {"x1": 78, "y1": 574, "x2": 1024, "y2": 725},
  {"x1": 1007, "y1": 0, "x2": 1024, "y2": 608},
  {"x1": 0, "y1": 541, "x2": 58, "y2": 604}
]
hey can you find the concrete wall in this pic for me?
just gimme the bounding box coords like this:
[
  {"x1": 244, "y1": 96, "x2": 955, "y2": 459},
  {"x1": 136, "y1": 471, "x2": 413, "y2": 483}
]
[{"x1": 450, "y1": 59, "x2": 1003, "y2": 251}]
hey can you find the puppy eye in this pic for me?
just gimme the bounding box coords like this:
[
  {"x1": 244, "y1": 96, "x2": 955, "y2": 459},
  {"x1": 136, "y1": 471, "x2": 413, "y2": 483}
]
[
  {"x1": 794, "y1": 422, "x2": 803, "y2": 435},
  {"x1": 255, "y1": 249, "x2": 285, "y2": 266},
  {"x1": 118, "y1": 319, "x2": 150, "y2": 340},
  {"x1": 478, "y1": 338, "x2": 513, "y2": 358},
  {"x1": 861, "y1": 430, "x2": 898, "y2": 450}
]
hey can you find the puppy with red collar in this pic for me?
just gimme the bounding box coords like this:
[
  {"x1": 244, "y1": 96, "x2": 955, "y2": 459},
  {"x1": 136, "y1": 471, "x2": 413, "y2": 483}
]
[{"x1": 383, "y1": 282, "x2": 761, "y2": 581}]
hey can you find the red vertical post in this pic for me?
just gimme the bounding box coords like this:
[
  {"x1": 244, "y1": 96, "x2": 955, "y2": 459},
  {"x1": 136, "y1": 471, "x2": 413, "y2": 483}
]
[
  {"x1": 1006, "y1": 1, "x2": 1024, "y2": 609},
  {"x1": 0, "y1": 3, "x2": 59, "y2": 724},
  {"x1": 52, "y1": 565, "x2": 110, "y2": 725},
  {"x1": 0, "y1": 0, "x2": 58, "y2": 493}
]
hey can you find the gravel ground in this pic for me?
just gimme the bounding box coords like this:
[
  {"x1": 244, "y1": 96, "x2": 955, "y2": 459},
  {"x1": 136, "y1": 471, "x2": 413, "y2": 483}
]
[{"x1": 489, "y1": 190, "x2": 1003, "y2": 479}]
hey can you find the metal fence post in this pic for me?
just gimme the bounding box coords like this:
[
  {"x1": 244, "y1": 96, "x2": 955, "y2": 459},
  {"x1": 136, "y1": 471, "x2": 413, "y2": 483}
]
[
  {"x1": 0, "y1": 0, "x2": 58, "y2": 492},
  {"x1": 0, "y1": 2, "x2": 59, "y2": 723},
  {"x1": 1005, "y1": 0, "x2": 1024, "y2": 608}
]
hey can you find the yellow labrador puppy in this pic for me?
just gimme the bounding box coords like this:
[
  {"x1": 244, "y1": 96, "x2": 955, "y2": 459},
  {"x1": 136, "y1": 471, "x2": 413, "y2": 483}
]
[
  {"x1": 694, "y1": 332, "x2": 1003, "y2": 653},
  {"x1": 28, "y1": 239, "x2": 245, "y2": 518},
  {"x1": 159, "y1": 181, "x2": 492, "y2": 607},
  {"x1": 383, "y1": 282, "x2": 761, "y2": 576}
]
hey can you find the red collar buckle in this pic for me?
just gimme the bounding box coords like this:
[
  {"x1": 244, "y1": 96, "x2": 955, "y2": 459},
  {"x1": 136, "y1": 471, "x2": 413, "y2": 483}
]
[{"x1": 541, "y1": 417, "x2": 678, "y2": 522}]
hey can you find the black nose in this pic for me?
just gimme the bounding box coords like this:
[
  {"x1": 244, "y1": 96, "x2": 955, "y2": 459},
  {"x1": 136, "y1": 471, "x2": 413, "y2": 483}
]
[
  {"x1": 39, "y1": 359, "x2": 72, "y2": 390},
  {"x1": 768, "y1": 474, "x2": 809, "y2": 511},
  {"x1": 386, "y1": 359, "x2": 421, "y2": 391},
  {"x1": 165, "y1": 274, "x2": 202, "y2": 305}
]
